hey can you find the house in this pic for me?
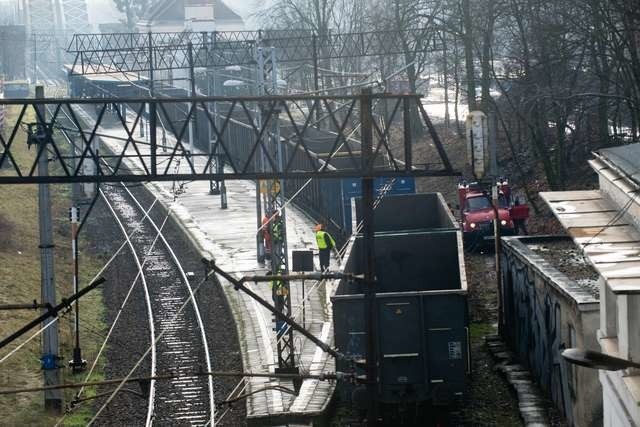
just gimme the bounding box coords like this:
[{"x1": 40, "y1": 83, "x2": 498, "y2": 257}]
[
  {"x1": 541, "y1": 143, "x2": 640, "y2": 426},
  {"x1": 136, "y1": 0, "x2": 244, "y2": 33},
  {"x1": 136, "y1": 0, "x2": 244, "y2": 91}
]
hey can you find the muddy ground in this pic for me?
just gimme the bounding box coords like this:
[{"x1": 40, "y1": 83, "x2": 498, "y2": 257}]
[{"x1": 414, "y1": 124, "x2": 568, "y2": 426}]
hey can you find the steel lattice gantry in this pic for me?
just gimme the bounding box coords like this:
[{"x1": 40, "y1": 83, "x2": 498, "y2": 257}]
[
  {"x1": 253, "y1": 47, "x2": 297, "y2": 373},
  {"x1": 59, "y1": 0, "x2": 91, "y2": 34},
  {"x1": 23, "y1": 0, "x2": 62, "y2": 34},
  {"x1": 21, "y1": 0, "x2": 67, "y2": 78},
  {"x1": 0, "y1": 92, "x2": 453, "y2": 183},
  {"x1": 0, "y1": 90, "x2": 456, "y2": 420},
  {"x1": 22, "y1": 0, "x2": 90, "y2": 33},
  {"x1": 14, "y1": 0, "x2": 91, "y2": 80},
  {"x1": 66, "y1": 28, "x2": 440, "y2": 75},
  {"x1": 16, "y1": 0, "x2": 89, "y2": 80}
]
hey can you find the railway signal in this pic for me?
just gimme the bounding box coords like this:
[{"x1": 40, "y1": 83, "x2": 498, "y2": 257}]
[
  {"x1": 2, "y1": 84, "x2": 456, "y2": 423},
  {"x1": 68, "y1": 206, "x2": 86, "y2": 373}
]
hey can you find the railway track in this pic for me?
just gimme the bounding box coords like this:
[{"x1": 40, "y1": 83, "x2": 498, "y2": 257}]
[
  {"x1": 47, "y1": 98, "x2": 216, "y2": 425},
  {"x1": 99, "y1": 188, "x2": 157, "y2": 424},
  {"x1": 100, "y1": 182, "x2": 215, "y2": 425}
]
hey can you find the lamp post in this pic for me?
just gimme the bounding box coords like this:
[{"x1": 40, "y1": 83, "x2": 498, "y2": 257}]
[
  {"x1": 207, "y1": 66, "x2": 221, "y2": 197},
  {"x1": 562, "y1": 348, "x2": 640, "y2": 371}
]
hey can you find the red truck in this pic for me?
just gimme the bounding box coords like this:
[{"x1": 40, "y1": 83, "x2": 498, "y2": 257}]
[{"x1": 457, "y1": 178, "x2": 529, "y2": 246}]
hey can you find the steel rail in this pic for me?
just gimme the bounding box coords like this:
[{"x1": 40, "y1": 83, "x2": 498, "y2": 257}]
[
  {"x1": 48, "y1": 99, "x2": 158, "y2": 425},
  {"x1": 99, "y1": 190, "x2": 158, "y2": 425},
  {"x1": 94, "y1": 121, "x2": 216, "y2": 424},
  {"x1": 55, "y1": 100, "x2": 215, "y2": 424},
  {"x1": 118, "y1": 177, "x2": 216, "y2": 425}
]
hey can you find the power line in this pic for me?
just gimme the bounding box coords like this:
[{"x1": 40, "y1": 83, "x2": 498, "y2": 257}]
[
  {"x1": 0, "y1": 197, "x2": 159, "y2": 364},
  {"x1": 87, "y1": 266, "x2": 214, "y2": 424},
  {"x1": 0, "y1": 370, "x2": 340, "y2": 396}
]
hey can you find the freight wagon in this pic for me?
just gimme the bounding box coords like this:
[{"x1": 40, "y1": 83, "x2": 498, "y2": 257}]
[
  {"x1": 331, "y1": 192, "x2": 469, "y2": 422},
  {"x1": 3, "y1": 80, "x2": 29, "y2": 98}
]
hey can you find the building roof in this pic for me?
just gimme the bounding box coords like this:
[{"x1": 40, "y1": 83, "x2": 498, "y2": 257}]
[
  {"x1": 540, "y1": 190, "x2": 640, "y2": 294},
  {"x1": 597, "y1": 143, "x2": 640, "y2": 186},
  {"x1": 212, "y1": 1, "x2": 242, "y2": 20},
  {"x1": 140, "y1": 0, "x2": 242, "y2": 24}
]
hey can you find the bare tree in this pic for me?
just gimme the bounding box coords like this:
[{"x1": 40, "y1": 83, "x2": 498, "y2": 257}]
[{"x1": 112, "y1": 0, "x2": 150, "y2": 30}]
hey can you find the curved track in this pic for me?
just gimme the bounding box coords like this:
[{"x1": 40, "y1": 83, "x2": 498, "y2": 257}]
[
  {"x1": 49, "y1": 100, "x2": 216, "y2": 425},
  {"x1": 102, "y1": 182, "x2": 215, "y2": 425},
  {"x1": 99, "y1": 188, "x2": 157, "y2": 424}
]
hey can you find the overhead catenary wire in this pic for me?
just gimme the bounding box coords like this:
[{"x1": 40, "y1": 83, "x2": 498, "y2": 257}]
[
  {"x1": 0, "y1": 317, "x2": 62, "y2": 364},
  {"x1": 40, "y1": 82, "x2": 162, "y2": 425},
  {"x1": 86, "y1": 262, "x2": 217, "y2": 425},
  {"x1": 7, "y1": 47, "x2": 420, "y2": 427},
  {"x1": 209, "y1": 99, "x2": 393, "y2": 427},
  {"x1": 0, "y1": 369, "x2": 340, "y2": 396},
  {"x1": 0, "y1": 194, "x2": 160, "y2": 365},
  {"x1": 50, "y1": 102, "x2": 213, "y2": 425},
  {"x1": 83, "y1": 188, "x2": 161, "y2": 426},
  {"x1": 79, "y1": 100, "x2": 212, "y2": 421},
  {"x1": 53, "y1": 58, "x2": 422, "y2": 424},
  {"x1": 0, "y1": 201, "x2": 156, "y2": 366}
]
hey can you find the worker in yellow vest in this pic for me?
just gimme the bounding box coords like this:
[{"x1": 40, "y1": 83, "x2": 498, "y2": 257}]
[{"x1": 314, "y1": 224, "x2": 336, "y2": 271}]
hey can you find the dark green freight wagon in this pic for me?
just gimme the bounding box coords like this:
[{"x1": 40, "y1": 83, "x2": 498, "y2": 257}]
[{"x1": 331, "y1": 193, "x2": 469, "y2": 420}]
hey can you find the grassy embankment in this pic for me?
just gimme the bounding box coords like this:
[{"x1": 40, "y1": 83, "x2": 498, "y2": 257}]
[{"x1": 0, "y1": 103, "x2": 107, "y2": 426}]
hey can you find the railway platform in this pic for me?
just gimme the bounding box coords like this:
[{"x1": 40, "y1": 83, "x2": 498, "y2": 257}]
[{"x1": 74, "y1": 107, "x2": 339, "y2": 425}]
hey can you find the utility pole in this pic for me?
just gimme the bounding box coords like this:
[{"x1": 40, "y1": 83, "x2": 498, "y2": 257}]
[
  {"x1": 148, "y1": 32, "x2": 154, "y2": 97},
  {"x1": 206, "y1": 34, "x2": 218, "y2": 196},
  {"x1": 35, "y1": 85, "x2": 62, "y2": 413},
  {"x1": 255, "y1": 47, "x2": 266, "y2": 264},
  {"x1": 187, "y1": 41, "x2": 197, "y2": 154},
  {"x1": 360, "y1": 87, "x2": 378, "y2": 426},
  {"x1": 488, "y1": 111, "x2": 498, "y2": 177},
  {"x1": 492, "y1": 184, "x2": 503, "y2": 336},
  {"x1": 215, "y1": 60, "x2": 228, "y2": 209},
  {"x1": 312, "y1": 34, "x2": 321, "y2": 123},
  {"x1": 69, "y1": 136, "x2": 81, "y2": 202},
  {"x1": 68, "y1": 206, "x2": 86, "y2": 373},
  {"x1": 217, "y1": 68, "x2": 228, "y2": 210},
  {"x1": 206, "y1": 32, "x2": 226, "y2": 208},
  {"x1": 148, "y1": 31, "x2": 155, "y2": 163},
  {"x1": 257, "y1": 46, "x2": 298, "y2": 381},
  {"x1": 33, "y1": 36, "x2": 37, "y2": 84}
]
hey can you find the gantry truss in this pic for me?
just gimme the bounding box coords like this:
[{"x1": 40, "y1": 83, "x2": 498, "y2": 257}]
[
  {"x1": 66, "y1": 28, "x2": 440, "y2": 75},
  {"x1": 0, "y1": 92, "x2": 453, "y2": 184},
  {"x1": 22, "y1": 0, "x2": 91, "y2": 33}
]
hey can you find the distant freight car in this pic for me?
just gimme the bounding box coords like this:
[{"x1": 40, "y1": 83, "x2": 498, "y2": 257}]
[
  {"x1": 338, "y1": 177, "x2": 415, "y2": 232},
  {"x1": 3, "y1": 80, "x2": 29, "y2": 98},
  {"x1": 331, "y1": 193, "x2": 469, "y2": 422}
]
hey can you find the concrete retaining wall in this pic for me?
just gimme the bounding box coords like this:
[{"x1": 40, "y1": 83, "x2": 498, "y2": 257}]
[{"x1": 501, "y1": 236, "x2": 602, "y2": 427}]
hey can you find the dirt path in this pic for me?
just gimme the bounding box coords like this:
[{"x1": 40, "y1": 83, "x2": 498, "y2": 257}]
[
  {"x1": 413, "y1": 126, "x2": 523, "y2": 425},
  {"x1": 459, "y1": 252, "x2": 522, "y2": 426}
]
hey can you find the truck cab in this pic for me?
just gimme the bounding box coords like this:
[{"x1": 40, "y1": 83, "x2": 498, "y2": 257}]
[{"x1": 458, "y1": 179, "x2": 517, "y2": 245}]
